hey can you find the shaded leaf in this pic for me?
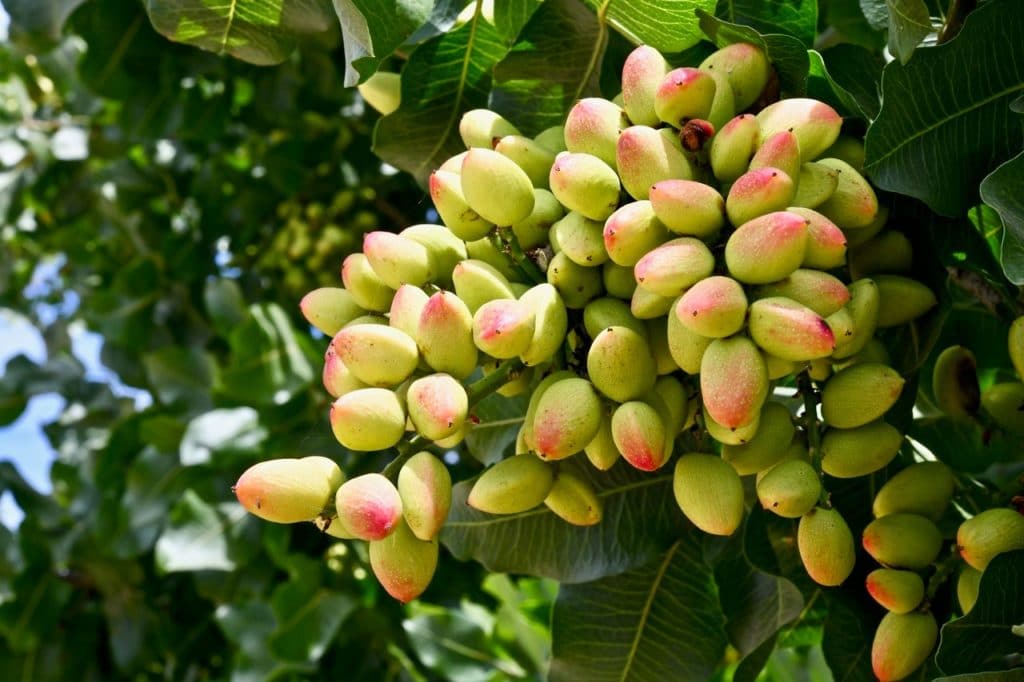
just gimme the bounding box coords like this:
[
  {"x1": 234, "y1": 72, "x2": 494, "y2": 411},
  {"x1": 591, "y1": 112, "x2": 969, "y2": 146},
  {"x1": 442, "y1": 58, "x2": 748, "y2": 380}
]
[
  {"x1": 697, "y1": 10, "x2": 810, "y2": 96},
  {"x1": 810, "y1": 45, "x2": 884, "y2": 120},
  {"x1": 269, "y1": 581, "x2": 357, "y2": 665},
  {"x1": 864, "y1": 0, "x2": 1024, "y2": 217},
  {"x1": 715, "y1": 553, "x2": 804, "y2": 656},
  {"x1": 980, "y1": 151, "x2": 1024, "y2": 285},
  {"x1": 490, "y1": 0, "x2": 603, "y2": 136},
  {"x1": 582, "y1": 0, "x2": 717, "y2": 54},
  {"x1": 404, "y1": 601, "x2": 527, "y2": 681},
  {"x1": 934, "y1": 673, "x2": 1024, "y2": 682},
  {"x1": 549, "y1": 530, "x2": 728, "y2": 682},
  {"x1": 218, "y1": 303, "x2": 316, "y2": 406},
  {"x1": 884, "y1": 0, "x2": 933, "y2": 64},
  {"x1": 374, "y1": 11, "x2": 510, "y2": 185},
  {"x1": 179, "y1": 407, "x2": 267, "y2": 466},
  {"x1": 463, "y1": 391, "x2": 527, "y2": 465},
  {"x1": 145, "y1": 0, "x2": 335, "y2": 65},
  {"x1": 204, "y1": 278, "x2": 249, "y2": 338},
  {"x1": 142, "y1": 346, "x2": 216, "y2": 411},
  {"x1": 936, "y1": 550, "x2": 1024, "y2": 675},
  {"x1": 442, "y1": 458, "x2": 687, "y2": 583},
  {"x1": 333, "y1": 0, "x2": 434, "y2": 86},
  {"x1": 909, "y1": 416, "x2": 1019, "y2": 474},
  {"x1": 3, "y1": 0, "x2": 87, "y2": 45},
  {"x1": 822, "y1": 589, "x2": 878, "y2": 682},
  {"x1": 714, "y1": 0, "x2": 819, "y2": 47},
  {"x1": 154, "y1": 490, "x2": 260, "y2": 572}
]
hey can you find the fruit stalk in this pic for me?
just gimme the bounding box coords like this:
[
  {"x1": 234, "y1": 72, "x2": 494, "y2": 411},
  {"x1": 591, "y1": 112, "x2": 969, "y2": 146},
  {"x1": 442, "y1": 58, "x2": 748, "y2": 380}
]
[{"x1": 797, "y1": 371, "x2": 829, "y2": 506}]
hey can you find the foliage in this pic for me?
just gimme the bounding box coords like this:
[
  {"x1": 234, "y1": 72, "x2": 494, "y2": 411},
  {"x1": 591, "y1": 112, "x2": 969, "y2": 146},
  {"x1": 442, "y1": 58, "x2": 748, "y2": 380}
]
[{"x1": 2, "y1": 0, "x2": 1024, "y2": 680}]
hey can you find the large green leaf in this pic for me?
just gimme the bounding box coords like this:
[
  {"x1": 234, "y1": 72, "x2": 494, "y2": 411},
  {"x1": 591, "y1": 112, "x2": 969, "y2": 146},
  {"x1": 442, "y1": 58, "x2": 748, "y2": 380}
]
[
  {"x1": 441, "y1": 458, "x2": 687, "y2": 583},
  {"x1": 934, "y1": 674, "x2": 1024, "y2": 682},
  {"x1": 697, "y1": 10, "x2": 810, "y2": 96},
  {"x1": 179, "y1": 407, "x2": 267, "y2": 466},
  {"x1": 217, "y1": 303, "x2": 316, "y2": 406},
  {"x1": 821, "y1": 590, "x2": 878, "y2": 682},
  {"x1": 807, "y1": 45, "x2": 883, "y2": 120},
  {"x1": 144, "y1": 0, "x2": 336, "y2": 65},
  {"x1": 4, "y1": 0, "x2": 88, "y2": 45},
  {"x1": 863, "y1": 0, "x2": 933, "y2": 64},
  {"x1": 548, "y1": 531, "x2": 729, "y2": 682},
  {"x1": 373, "y1": 11, "x2": 510, "y2": 185},
  {"x1": 863, "y1": 0, "x2": 1024, "y2": 217},
  {"x1": 154, "y1": 490, "x2": 260, "y2": 572},
  {"x1": 333, "y1": 0, "x2": 435, "y2": 86},
  {"x1": 463, "y1": 391, "x2": 528, "y2": 465},
  {"x1": 489, "y1": 0, "x2": 604, "y2": 136},
  {"x1": 714, "y1": 552, "x2": 804, "y2": 657},
  {"x1": 582, "y1": 0, "x2": 717, "y2": 54},
  {"x1": 142, "y1": 346, "x2": 216, "y2": 411},
  {"x1": 268, "y1": 580, "x2": 357, "y2": 665},
  {"x1": 714, "y1": 0, "x2": 819, "y2": 47},
  {"x1": 936, "y1": 550, "x2": 1024, "y2": 676},
  {"x1": 980, "y1": 151, "x2": 1024, "y2": 285}
]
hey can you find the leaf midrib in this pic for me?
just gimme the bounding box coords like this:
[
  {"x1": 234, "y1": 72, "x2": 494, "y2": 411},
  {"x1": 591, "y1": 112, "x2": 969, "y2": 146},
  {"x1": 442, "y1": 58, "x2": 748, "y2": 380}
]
[
  {"x1": 867, "y1": 81, "x2": 1024, "y2": 169},
  {"x1": 619, "y1": 540, "x2": 681, "y2": 682},
  {"x1": 219, "y1": 0, "x2": 239, "y2": 55}
]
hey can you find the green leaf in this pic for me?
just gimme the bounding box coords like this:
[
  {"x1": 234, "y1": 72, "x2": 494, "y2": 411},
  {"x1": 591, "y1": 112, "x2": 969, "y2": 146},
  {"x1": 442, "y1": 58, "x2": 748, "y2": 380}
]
[
  {"x1": 582, "y1": 0, "x2": 717, "y2": 54},
  {"x1": 106, "y1": 447, "x2": 179, "y2": 557},
  {"x1": 821, "y1": 590, "x2": 878, "y2": 682},
  {"x1": 373, "y1": 11, "x2": 510, "y2": 185},
  {"x1": 463, "y1": 391, "x2": 527, "y2": 465},
  {"x1": 442, "y1": 458, "x2": 687, "y2": 583},
  {"x1": 936, "y1": 550, "x2": 1024, "y2": 675},
  {"x1": 934, "y1": 673, "x2": 1024, "y2": 682},
  {"x1": 980, "y1": 151, "x2": 1024, "y2": 285},
  {"x1": 714, "y1": 553, "x2": 804, "y2": 656},
  {"x1": 4, "y1": 0, "x2": 88, "y2": 45},
  {"x1": 864, "y1": 0, "x2": 1024, "y2": 217},
  {"x1": 713, "y1": 0, "x2": 819, "y2": 47},
  {"x1": 268, "y1": 582, "x2": 357, "y2": 665},
  {"x1": 548, "y1": 530, "x2": 729, "y2": 682},
  {"x1": 142, "y1": 346, "x2": 216, "y2": 411},
  {"x1": 403, "y1": 601, "x2": 527, "y2": 680},
  {"x1": 492, "y1": 0, "x2": 544, "y2": 43},
  {"x1": 697, "y1": 10, "x2": 810, "y2": 96},
  {"x1": 154, "y1": 490, "x2": 260, "y2": 572},
  {"x1": 333, "y1": 0, "x2": 435, "y2": 86},
  {"x1": 179, "y1": 407, "x2": 267, "y2": 466},
  {"x1": 909, "y1": 416, "x2": 1019, "y2": 474},
  {"x1": 808, "y1": 45, "x2": 883, "y2": 120},
  {"x1": 204, "y1": 278, "x2": 249, "y2": 338},
  {"x1": 218, "y1": 303, "x2": 316, "y2": 405},
  {"x1": 144, "y1": 0, "x2": 336, "y2": 65},
  {"x1": 883, "y1": 0, "x2": 933, "y2": 64},
  {"x1": 490, "y1": 0, "x2": 603, "y2": 136}
]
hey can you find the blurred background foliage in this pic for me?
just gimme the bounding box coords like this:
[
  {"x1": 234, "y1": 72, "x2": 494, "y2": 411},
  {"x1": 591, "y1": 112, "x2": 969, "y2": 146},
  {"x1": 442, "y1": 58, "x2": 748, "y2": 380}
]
[{"x1": 0, "y1": 1, "x2": 554, "y2": 679}]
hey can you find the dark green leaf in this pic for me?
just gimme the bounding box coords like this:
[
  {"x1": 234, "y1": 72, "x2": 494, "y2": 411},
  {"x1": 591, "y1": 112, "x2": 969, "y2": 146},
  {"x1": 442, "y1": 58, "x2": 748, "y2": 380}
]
[
  {"x1": 334, "y1": 0, "x2": 434, "y2": 86},
  {"x1": 4, "y1": 0, "x2": 87, "y2": 45},
  {"x1": 934, "y1": 673, "x2": 1024, "y2": 682},
  {"x1": 549, "y1": 531, "x2": 729, "y2": 682},
  {"x1": 442, "y1": 458, "x2": 687, "y2": 583},
  {"x1": 980, "y1": 151, "x2": 1024, "y2": 285},
  {"x1": 715, "y1": 553, "x2": 804, "y2": 656},
  {"x1": 106, "y1": 447, "x2": 179, "y2": 557},
  {"x1": 154, "y1": 490, "x2": 260, "y2": 572},
  {"x1": 697, "y1": 10, "x2": 810, "y2": 96},
  {"x1": 909, "y1": 416, "x2": 1019, "y2": 474},
  {"x1": 463, "y1": 391, "x2": 527, "y2": 465},
  {"x1": 733, "y1": 634, "x2": 777, "y2": 682},
  {"x1": 821, "y1": 590, "x2": 878, "y2": 682},
  {"x1": 218, "y1": 303, "x2": 316, "y2": 405},
  {"x1": 142, "y1": 346, "x2": 216, "y2": 410},
  {"x1": 374, "y1": 13, "x2": 510, "y2": 185},
  {"x1": 492, "y1": 0, "x2": 544, "y2": 43},
  {"x1": 490, "y1": 0, "x2": 603, "y2": 136},
  {"x1": 404, "y1": 601, "x2": 527, "y2": 680},
  {"x1": 203, "y1": 278, "x2": 249, "y2": 338},
  {"x1": 144, "y1": 0, "x2": 335, "y2": 65},
  {"x1": 582, "y1": 0, "x2": 717, "y2": 54},
  {"x1": 713, "y1": 0, "x2": 819, "y2": 47},
  {"x1": 179, "y1": 407, "x2": 267, "y2": 466},
  {"x1": 864, "y1": 0, "x2": 1024, "y2": 216},
  {"x1": 936, "y1": 550, "x2": 1024, "y2": 675},
  {"x1": 269, "y1": 581, "x2": 357, "y2": 665},
  {"x1": 884, "y1": 0, "x2": 934, "y2": 64},
  {"x1": 810, "y1": 45, "x2": 884, "y2": 120},
  {"x1": 826, "y1": 0, "x2": 886, "y2": 49}
]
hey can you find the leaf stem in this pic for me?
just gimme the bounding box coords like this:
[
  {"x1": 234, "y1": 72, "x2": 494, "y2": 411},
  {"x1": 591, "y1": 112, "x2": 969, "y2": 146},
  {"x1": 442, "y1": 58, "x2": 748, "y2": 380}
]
[
  {"x1": 496, "y1": 226, "x2": 545, "y2": 284},
  {"x1": 466, "y1": 358, "x2": 524, "y2": 407},
  {"x1": 938, "y1": 0, "x2": 977, "y2": 44}
]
